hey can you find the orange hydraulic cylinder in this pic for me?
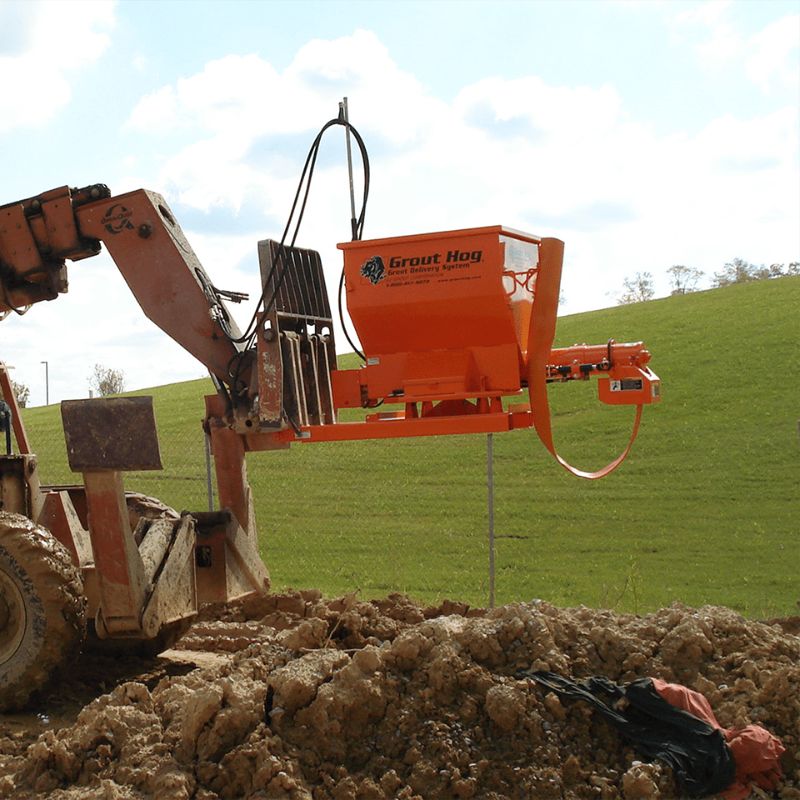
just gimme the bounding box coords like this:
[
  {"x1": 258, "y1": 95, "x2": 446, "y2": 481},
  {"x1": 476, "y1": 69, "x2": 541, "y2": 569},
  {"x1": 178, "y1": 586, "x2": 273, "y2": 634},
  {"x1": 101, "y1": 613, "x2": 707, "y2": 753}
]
[{"x1": 549, "y1": 342, "x2": 651, "y2": 371}]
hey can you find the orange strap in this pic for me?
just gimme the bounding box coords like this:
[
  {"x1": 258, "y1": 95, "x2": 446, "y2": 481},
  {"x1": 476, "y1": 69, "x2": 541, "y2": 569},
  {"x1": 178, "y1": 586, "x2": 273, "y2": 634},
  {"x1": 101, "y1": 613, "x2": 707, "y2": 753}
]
[
  {"x1": 526, "y1": 238, "x2": 642, "y2": 479},
  {"x1": 529, "y1": 367, "x2": 643, "y2": 479}
]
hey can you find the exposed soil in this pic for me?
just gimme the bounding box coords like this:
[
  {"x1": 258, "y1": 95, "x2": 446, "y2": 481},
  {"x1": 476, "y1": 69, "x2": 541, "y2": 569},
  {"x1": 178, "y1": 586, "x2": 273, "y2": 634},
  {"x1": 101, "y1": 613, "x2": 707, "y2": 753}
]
[{"x1": 0, "y1": 592, "x2": 797, "y2": 800}]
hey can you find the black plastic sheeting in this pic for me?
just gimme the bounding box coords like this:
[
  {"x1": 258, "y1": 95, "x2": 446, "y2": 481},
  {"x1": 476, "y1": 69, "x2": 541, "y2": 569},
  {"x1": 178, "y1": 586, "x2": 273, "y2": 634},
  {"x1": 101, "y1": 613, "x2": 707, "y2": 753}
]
[{"x1": 521, "y1": 671, "x2": 736, "y2": 798}]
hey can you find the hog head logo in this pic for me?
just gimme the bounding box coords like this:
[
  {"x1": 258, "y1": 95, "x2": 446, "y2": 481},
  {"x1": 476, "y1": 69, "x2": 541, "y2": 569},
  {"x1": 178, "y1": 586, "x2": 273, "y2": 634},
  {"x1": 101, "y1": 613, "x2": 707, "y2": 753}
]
[{"x1": 360, "y1": 256, "x2": 385, "y2": 285}]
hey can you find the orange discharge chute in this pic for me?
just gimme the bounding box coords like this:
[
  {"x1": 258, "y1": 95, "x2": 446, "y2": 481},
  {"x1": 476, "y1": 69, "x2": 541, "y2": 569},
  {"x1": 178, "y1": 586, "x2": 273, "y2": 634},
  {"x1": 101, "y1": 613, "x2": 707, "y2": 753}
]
[{"x1": 334, "y1": 226, "x2": 660, "y2": 477}]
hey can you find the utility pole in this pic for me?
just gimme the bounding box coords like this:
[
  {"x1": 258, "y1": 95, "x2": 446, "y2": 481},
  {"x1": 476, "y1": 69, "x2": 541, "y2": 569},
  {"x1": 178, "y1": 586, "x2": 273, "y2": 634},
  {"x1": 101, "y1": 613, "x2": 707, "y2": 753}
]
[{"x1": 41, "y1": 360, "x2": 49, "y2": 406}]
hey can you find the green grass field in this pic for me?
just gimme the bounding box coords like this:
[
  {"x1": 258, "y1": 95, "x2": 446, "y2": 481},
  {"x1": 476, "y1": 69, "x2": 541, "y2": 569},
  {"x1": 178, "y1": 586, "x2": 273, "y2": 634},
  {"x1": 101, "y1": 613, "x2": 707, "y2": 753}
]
[{"x1": 21, "y1": 277, "x2": 800, "y2": 617}]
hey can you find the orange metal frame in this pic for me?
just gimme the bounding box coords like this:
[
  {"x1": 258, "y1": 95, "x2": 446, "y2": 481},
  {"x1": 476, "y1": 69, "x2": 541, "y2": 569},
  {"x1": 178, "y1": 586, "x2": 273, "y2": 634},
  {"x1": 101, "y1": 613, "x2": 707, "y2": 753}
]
[
  {"x1": 235, "y1": 227, "x2": 659, "y2": 476},
  {"x1": 0, "y1": 188, "x2": 659, "y2": 457}
]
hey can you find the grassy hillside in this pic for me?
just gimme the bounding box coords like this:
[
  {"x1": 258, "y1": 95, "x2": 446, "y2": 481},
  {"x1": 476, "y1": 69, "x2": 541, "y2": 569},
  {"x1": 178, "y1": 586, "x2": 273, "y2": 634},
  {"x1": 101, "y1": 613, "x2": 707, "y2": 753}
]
[{"x1": 20, "y1": 277, "x2": 800, "y2": 616}]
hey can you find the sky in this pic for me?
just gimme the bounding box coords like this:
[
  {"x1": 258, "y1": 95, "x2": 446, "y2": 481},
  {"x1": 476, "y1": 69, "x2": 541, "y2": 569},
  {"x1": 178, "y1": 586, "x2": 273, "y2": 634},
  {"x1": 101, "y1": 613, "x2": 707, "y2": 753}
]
[{"x1": 1, "y1": 0, "x2": 798, "y2": 406}]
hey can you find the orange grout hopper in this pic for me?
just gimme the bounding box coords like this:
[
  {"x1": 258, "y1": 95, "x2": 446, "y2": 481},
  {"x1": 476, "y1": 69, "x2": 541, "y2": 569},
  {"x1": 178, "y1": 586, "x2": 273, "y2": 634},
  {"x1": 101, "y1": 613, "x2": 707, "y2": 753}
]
[{"x1": 336, "y1": 226, "x2": 543, "y2": 408}]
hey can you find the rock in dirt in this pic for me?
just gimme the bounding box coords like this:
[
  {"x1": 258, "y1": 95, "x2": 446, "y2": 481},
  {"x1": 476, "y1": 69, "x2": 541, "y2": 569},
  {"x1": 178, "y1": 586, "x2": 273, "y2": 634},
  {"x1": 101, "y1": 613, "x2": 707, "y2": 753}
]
[{"x1": 0, "y1": 592, "x2": 797, "y2": 799}]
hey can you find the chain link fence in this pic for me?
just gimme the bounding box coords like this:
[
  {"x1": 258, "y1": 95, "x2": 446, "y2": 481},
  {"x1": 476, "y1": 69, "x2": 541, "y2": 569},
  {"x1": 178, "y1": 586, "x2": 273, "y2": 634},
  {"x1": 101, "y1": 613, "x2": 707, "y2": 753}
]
[
  {"x1": 22, "y1": 392, "x2": 731, "y2": 615},
  {"x1": 23, "y1": 408, "x2": 214, "y2": 514},
  {"x1": 19, "y1": 393, "x2": 504, "y2": 608}
]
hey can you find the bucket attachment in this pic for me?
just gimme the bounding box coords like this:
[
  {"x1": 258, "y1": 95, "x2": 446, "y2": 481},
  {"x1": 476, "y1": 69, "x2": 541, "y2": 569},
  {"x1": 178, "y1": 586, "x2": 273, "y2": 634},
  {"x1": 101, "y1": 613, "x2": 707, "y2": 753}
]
[
  {"x1": 60, "y1": 397, "x2": 267, "y2": 638},
  {"x1": 61, "y1": 398, "x2": 162, "y2": 635}
]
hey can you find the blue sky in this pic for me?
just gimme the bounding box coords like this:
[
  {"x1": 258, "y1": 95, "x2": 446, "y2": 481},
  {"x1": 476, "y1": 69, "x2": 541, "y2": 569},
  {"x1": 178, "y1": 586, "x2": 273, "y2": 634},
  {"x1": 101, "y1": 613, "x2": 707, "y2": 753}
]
[{"x1": 1, "y1": 0, "x2": 798, "y2": 405}]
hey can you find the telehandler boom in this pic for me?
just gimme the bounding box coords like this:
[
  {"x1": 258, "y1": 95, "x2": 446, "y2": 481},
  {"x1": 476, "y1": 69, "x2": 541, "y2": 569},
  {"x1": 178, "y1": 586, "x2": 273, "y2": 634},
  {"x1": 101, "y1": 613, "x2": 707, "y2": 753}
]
[{"x1": 0, "y1": 161, "x2": 659, "y2": 708}]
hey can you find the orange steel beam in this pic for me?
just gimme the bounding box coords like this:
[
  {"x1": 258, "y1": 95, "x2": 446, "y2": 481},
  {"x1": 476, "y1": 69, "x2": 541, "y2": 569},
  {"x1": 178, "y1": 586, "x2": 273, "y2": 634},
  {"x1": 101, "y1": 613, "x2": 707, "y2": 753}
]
[
  {"x1": 242, "y1": 408, "x2": 533, "y2": 450},
  {"x1": 205, "y1": 394, "x2": 253, "y2": 534},
  {"x1": 81, "y1": 470, "x2": 147, "y2": 636},
  {"x1": 0, "y1": 186, "x2": 244, "y2": 386},
  {"x1": 0, "y1": 362, "x2": 30, "y2": 454}
]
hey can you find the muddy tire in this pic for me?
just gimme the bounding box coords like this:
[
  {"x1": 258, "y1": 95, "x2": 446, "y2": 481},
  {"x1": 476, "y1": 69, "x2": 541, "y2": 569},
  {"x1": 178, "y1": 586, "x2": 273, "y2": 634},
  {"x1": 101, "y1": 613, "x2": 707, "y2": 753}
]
[{"x1": 0, "y1": 512, "x2": 86, "y2": 710}]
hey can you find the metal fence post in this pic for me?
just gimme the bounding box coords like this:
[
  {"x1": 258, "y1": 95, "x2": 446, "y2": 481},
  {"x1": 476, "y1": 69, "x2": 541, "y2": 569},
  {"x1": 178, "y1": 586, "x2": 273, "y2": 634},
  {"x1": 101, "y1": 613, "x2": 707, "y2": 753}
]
[
  {"x1": 204, "y1": 432, "x2": 214, "y2": 512},
  {"x1": 487, "y1": 433, "x2": 495, "y2": 609}
]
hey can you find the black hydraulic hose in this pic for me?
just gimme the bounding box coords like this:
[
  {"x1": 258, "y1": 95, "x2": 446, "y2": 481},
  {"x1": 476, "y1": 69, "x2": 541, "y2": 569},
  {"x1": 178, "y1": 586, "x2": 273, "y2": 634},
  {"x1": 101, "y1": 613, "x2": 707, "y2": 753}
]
[
  {"x1": 232, "y1": 117, "x2": 370, "y2": 348},
  {"x1": 225, "y1": 116, "x2": 371, "y2": 392},
  {"x1": 338, "y1": 268, "x2": 364, "y2": 360}
]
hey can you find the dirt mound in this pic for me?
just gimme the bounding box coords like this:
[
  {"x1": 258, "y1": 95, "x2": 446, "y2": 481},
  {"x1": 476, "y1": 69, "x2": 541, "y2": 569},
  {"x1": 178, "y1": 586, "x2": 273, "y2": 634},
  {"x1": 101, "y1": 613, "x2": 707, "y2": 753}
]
[{"x1": 0, "y1": 593, "x2": 797, "y2": 799}]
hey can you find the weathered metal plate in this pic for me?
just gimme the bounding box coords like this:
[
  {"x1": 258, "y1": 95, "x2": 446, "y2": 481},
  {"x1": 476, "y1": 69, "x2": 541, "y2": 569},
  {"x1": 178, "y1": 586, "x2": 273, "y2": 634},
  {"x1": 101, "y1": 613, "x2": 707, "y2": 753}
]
[{"x1": 61, "y1": 397, "x2": 162, "y2": 472}]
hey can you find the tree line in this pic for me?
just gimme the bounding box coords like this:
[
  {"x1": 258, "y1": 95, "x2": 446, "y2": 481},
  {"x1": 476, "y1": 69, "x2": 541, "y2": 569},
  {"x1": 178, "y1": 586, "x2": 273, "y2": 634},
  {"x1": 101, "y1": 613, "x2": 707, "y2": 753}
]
[
  {"x1": 617, "y1": 259, "x2": 799, "y2": 305},
  {"x1": 11, "y1": 363, "x2": 125, "y2": 409}
]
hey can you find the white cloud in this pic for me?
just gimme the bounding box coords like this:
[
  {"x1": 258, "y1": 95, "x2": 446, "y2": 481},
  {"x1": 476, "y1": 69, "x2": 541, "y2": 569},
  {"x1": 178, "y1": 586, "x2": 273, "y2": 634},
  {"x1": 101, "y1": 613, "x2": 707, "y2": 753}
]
[
  {"x1": 671, "y1": 3, "x2": 799, "y2": 94},
  {"x1": 127, "y1": 84, "x2": 180, "y2": 130},
  {"x1": 675, "y1": 0, "x2": 741, "y2": 65},
  {"x1": 128, "y1": 54, "x2": 281, "y2": 136},
  {"x1": 120, "y1": 28, "x2": 798, "y2": 322},
  {"x1": 132, "y1": 53, "x2": 148, "y2": 73},
  {"x1": 745, "y1": 14, "x2": 800, "y2": 93},
  {"x1": 125, "y1": 30, "x2": 450, "y2": 235},
  {"x1": 128, "y1": 30, "x2": 446, "y2": 142},
  {"x1": 3, "y1": 24, "x2": 797, "y2": 403},
  {"x1": 0, "y1": 0, "x2": 115, "y2": 132}
]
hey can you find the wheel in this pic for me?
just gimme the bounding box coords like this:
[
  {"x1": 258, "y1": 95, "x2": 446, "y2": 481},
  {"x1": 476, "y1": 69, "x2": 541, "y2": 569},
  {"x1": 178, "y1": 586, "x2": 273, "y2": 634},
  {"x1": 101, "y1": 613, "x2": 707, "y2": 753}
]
[{"x1": 0, "y1": 512, "x2": 87, "y2": 710}]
